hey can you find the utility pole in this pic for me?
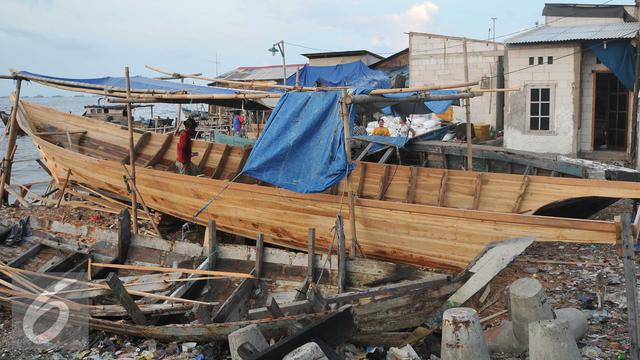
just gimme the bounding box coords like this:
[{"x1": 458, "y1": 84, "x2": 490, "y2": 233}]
[
  {"x1": 269, "y1": 41, "x2": 287, "y2": 85},
  {"x1": 491, "y1": 17, "x2": 497, "y2": 50}
]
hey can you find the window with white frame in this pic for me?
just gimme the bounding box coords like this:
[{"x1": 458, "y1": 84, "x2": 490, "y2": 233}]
[{"x1": 528, "y1": 86, "x2": 553, "y2": 131}]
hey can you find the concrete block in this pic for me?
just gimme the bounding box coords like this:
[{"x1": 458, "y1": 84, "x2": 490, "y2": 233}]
[
  {"x1": 441, "y1": 307, "x2": 490, "y2": 360},
  {"x1": 484, "y1": 320, "x2": 526, "y2": 354},
  {"x1": 283, "y1": 342, "x2": 328, "y2": 360},
  {"x1": 228, "y1": 324, "x2": 269, "y2": 360},
  {"x1": 528, "y1": 319, "x2": 581, "y2": 360},
  {"x1": 508, "y1": 278, "x2": 554, "y2": 345},
  {"x1": 555, "y1": 308, "x2": 588, "y2": 340}
]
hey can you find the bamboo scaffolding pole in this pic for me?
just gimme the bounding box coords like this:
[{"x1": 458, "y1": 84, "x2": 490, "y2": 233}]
[
  {"x1": 369, "y1": 81, "x2": 480, "y2": 95},
  {"x1": 124, "y1": 67, "x2": 139, "y2": 235},
  {"x1": 122, "y1": 164, "x2": 162, "y2": 238},
  {"x1": 89, "y1": 262, "x2": 255, "y2": 279},
  {"x1": 463, "y1": 38, "x2": 473, "y2": 171},
  {"x1": 0, "y1": 78, "x2": 22, "y2": 206}
]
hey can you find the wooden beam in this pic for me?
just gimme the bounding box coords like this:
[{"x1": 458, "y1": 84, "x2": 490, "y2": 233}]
[
  {"x1": 356, "y1": 162, "x2": 366, "y2": 198},
  {"x1": 211, "y1": 145, "x2": 231, "y2": 179},
  {"x1": 355, "y1": 142, "x2": 374, "y2": 161},
  {"x1": 306, "y1": 283, "x2": 328, "y2": 313},
  {"x1": 235, "y1": 146, "x2": 252, "y2": 176},
  {"x1": 121, "y1": 132, "x2": 151, "y2": 165},
  {"x1": 90, "y1": 262, "x2": 254, "y2": 279},
  {"x1": 405, "y1": 166, "x2": 418, "y2": 204},
  {"x1": 193, "y1": 303, "x2": 213, "y2": 324},
  {"x1": 33, "y1": 131, "x2": 87, "y2": 136},
  {"x1": 3, "y1": 184, "x2": 30, "y2": 208},
  {"x1": 55, "y1": 169, "x2": 72, "y2": 208},
  {"x1": 512, "y1": 175, "x2": 530, "y2": 213},
  {"x1": 339, "y1": 91, "x2": 360, "y2": 259},
  {"x1": 437, "y1": 170, "x2": 449, "y2": 206},
  {"x1": 307, "y1": 228, "x2": 315, "y2": 282},
  {"x1": 7, "y1": 244, "x2": 43, "y2": 268},
  {"x1": 336, "y1": 216, "x2": 346, "y2": 294},
  {"x1": 0, "y1": 79, "x2": 22, "y2": 206},
  {"x1": 212, "y1": 269, "x2": 256, "y2": 322},
  {"x1": 472, "y1": 173, "x2": 483, "y2": 210},
  {"x1": 267, "y1": 297, "x2": 285, "y2": 318},
  {"x1": 377, "y1": 164, "x2": 391, "y2": 201},
  {"x1": 255, "y1": 233, "x2": 265, "y2": 278},
  {"x1": 144, "y1": 134, "x2": 173, "y2": 168},
  {"x1": 621, "y1": 214, "x2": 640, "y2": 360},
  {"x1": 463, "y1": 38, "x2": 473, "y2": 171},
  {"x1": 117, "y1": 208, "x2": 131, "y2": 263},
  {"x1": 197, "y1": 142, "x2": 213, "y2": 173},
  {"x1": 122, "y1": 164, "x2": 162, "y2": 238},
  {"x1": 124, "y1": 67, "x2": 139, "y2": 235},
  {"x1": 105, "y1": 272, "x2": 148, "y2": 325},
  {"x1": 379, "y1": 147, "x2": 394, "y2": 164}
]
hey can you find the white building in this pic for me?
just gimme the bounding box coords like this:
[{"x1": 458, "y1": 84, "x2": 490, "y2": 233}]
[
  {"x1": 302, "y1": 50, "x2": 383, "y2": 67},
  {"x1": 409, "y1": 32, "x2": 504, "y2": 129},
  {"x1": 504, "y1": 3, "x2": 639, "y2": 158}
]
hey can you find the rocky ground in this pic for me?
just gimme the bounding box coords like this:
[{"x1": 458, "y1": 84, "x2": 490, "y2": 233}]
[{"x1": 0, "y1": 203, "x2": 636, "y2": 359}]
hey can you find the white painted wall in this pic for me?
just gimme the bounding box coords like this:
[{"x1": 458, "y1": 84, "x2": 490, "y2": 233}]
[
  {"x1": 409, "y1": 33, "x2": 503, "y2": 128},
  {"x1": 578, "y1": 50, "x2": 611, "y2": 153},
  {"x1": 308, "y1": 54, "x2": 380, "y2": 66},
  {"x1": 504, "y1": 43, "x2": 581, "y2": 155}
]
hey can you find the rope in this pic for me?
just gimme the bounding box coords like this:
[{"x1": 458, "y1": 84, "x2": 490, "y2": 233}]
[{"x1": 192, "y1": 172, "x2": 243, "y2": 220}]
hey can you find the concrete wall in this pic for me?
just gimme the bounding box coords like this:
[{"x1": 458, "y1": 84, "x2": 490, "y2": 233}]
[
  {"x1": 578, "y1": 50, "x2": 611, "y2": 153},
  {"x1": 409, "y1": 32, "x2": 503, "y2": 128},
  {"x1": 545, "y1": 16, "x2": 623, "y2": 26},
  {"x1": 504, "y1": 43, "x2": 582, "y2": 155},
  {"x1": 308, "y1": 54, "x2": 380, "y2": 66}
]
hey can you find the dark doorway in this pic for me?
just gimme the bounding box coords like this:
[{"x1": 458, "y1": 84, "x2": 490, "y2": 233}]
[{"x1": 594, "y1": 73, "x2": 629, "y2": 151}]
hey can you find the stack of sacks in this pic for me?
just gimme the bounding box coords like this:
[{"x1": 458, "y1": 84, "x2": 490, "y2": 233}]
[{"x1": 366, "y1": 114, "x2": 444, "y2": 137}]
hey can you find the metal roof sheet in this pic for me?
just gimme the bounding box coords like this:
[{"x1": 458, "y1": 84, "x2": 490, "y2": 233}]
[
  {"x1": 219, "y1": 64, "x2": 306, "y2": 81},
  {"x1": 506, "y1": 22, "x2": 638, "y2": 44}
]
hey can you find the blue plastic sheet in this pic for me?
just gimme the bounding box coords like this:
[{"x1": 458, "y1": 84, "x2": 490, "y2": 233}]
[
  {"x1": 242, "y1": 91, "x2": 353, "y2": 193},
  {"x1": 353, "y1": 135, "x2": 409, "y2": 154},
  {"x1": 585, "y1": 40, "x2": 636, "y2": 90},
  {"x1": 284, "y1": 61, "x2": 390, "y2": 89},
  {"x1": 18, "y1": 70, "x2": 240, "y2": 94},
  {"x1": 381, "y1": 90, "x2": 460, "y2": 115}
]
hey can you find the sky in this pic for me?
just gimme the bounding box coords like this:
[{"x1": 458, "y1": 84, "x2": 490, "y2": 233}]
[{"x1": 0, "y1": 0, "x2": 634, "y2": 96}]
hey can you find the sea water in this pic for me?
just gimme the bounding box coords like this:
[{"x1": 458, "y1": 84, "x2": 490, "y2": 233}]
[{"x1": 0, "y1": 95, "x2": 192, "y2": 197}]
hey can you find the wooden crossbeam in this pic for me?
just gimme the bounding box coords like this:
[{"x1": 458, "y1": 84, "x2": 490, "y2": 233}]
[
  {"x1": 197, "y1": 143, "x2": 213, "y2": 173},
  {"x1": 55, "y1": 169, "x2": 72, "y2": 208},
  {"x1": 377, "y1": 165, "x2": 391, "y2": 200},
  {"x1": 144, "y1": 134, "x2": 173, "y2": 168},
  {"x1": 235, "y1": 146, "x2": 252, "y2": 175},
  {"x1": 379, "y1": 147, "x2": 394, "y2": 164},
  {"x1": 255, "y1": 233, "x2": 265, "y2": 278},
  {"x1": 7, "y1": 244, "x2": 43, "y2": 268},
  {"x1": 212, "y1": 269, "x2": 256, "y2": 322},
  {"x1": 356, "y1": 162, "x2": 366, "y2": 198},
  {"x1": 472, "y1": 173, "x2": 483, "y2": 210},
  {"x1": 122, "y1": 132, "x2": 151, "y2": 165},
  {"x1": 211, "y1": 144, "x2": 231, "y2": 179},
  {"x1": 106, "y1": 272, "x2": 148, "y2": 325},
  {"x1": 437, "y1": 170, "x2": 449, "y2": 206},
  {"x1": 355, "y1": 143, "x2": 373, "y2": 161},
  {"x1": 512, "y1": 175, "x2": 530, "y2": 213},
  {"x1": 405, "y1": 166, "x2": 418, "y2": 204}
]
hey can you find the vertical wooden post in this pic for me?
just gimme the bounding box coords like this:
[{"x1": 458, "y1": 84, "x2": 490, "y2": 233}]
[
  {"x1": 174, "y1": 78, "x2": 185, "y2": 135},
  {"x1": 462, "y1": 38, "x2": 473, "y2": 172},
  {"x1": 106, "y1": 272, "x2": 148, "y2": 325},
  {"x1": 205, "y1": 220, "x2": 217, "y2": 270},
  {"x1": 295, "y1": 67, "x2": 300, "y2": 88},
  {"x1": 336, "y1": 215, "x2": 346, "y2": 294},
  {"x1": 622, "y1": 214, "x2": 640, "y2": 360},
  {"x1": 124, "y1": 67, "x2": 139, "y2": 234},
  {"x1": 0, "y1": 79, "x2": 22, "y2": 206},
  {"x1": 117, "y1": 208, "x2": 132, "y2": 263},
  {"x1": 340, "y1": 89, "x2": 359, "y2": 258},
  {"x1": 307, "y1": 228, "x2": 315, "y2": 282},
  {"x1": 55, "y1": 169, "x2": 72, "y2": 208},
  {"x1": 255, "y1": 233, "x2": 264, "y2": 278}
]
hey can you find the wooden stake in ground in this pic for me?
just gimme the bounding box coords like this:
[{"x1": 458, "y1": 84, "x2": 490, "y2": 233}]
[
  {"x1": 621, "y1": 214, "x2": 640, "y2": 360},
  {"x1": 55, "y1": 169, "x2": 72, "y2": 208},
  {"x1": 124, "y1": 67, "x2": 139, "y2": 234},
  {"x1": 340, "y1": 89, "x2": 361, "y2": 258},
  {"x1": 0, "y1": 79, "x2": 22, "y2": 206},
  {"x1": 462, "y1": 38, "x2": 473, "y2": 171}
]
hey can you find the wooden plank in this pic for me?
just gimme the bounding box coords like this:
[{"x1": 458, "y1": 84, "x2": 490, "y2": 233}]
[
  {"x1": 255, "y1": 233, "x2": 265, "y2": 279},
  {"x1": 437, "y1": 170, "x2": 448, "y2": 206},
  {"x1": 621, "y1": 214, "x2": 640, "y2": 360},
  {"x1": 379, "y1": 147, "x2": 394, "y2": 164},
  {"x1": 144, "y1": 134, "x2": 173, "y2": 167},
  {"x1": 235, "y1": 147, "x2": 252, "y2": 176},
  {"x1": 91, "y1": 302, "x2": 192, "y2": 318},
  {"x1": 472, "y1": 173, "x2": 483, "y2": 210},
  {"x1": 55, "y1": 169, "x2": 72, "y2": 208},
  {"x1": 306, "y1": 283, "x2": 327, "y2": 313},
  {"x1": 213, "y1": 269, "x2": 256, "y2": 322},
  {"x1": 122, "y1": 132, "x2": 151, "y2": 165},
  {"x1": 193, "y1": 303, "x2": 214, "y2": 324},
  {"x1": 307, "y1": 228, "x2": 315, "y2": 282},
  {"x1": 197, "y1": 142, "x2": 213, "y2": 173},
  {"x1": 3, "y1": 184, "x2": 30, "y2": 208},
  {"x1": 33, "y1": 131, "x2": 87, "y2": 136},
  {"x1": 211, "y1": 144, "x2": 231, "y2": 179},
  {"x1": 105, "y1": 272, "x2": 148, "y2": 325},
  {"x1": 405, "y1": 166, "x2": 418, "y2": 204},
  {"x1": 266, "y1": 297, "x2": 285, "y2": 318},
  {"x1": 7, "y1": 244, "x2": 43, "y2": 268},
  {"x1": 91, "y1": 262, "x2": 253, "y2": 279},
  {"x1": 117, "y1": 208, "x2": 131, "y2": 263},
  {"x1": 511, "y1": 175, "x2": 530, "y2": 213},
  {"x1": 355, "y1": 142, "x2": 374, "y2": 161},
  {"x1": 377, "y1": 164, "x2": 391, "y2": 200}
]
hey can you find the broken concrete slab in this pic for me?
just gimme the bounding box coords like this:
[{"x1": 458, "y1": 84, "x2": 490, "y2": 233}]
[
  {"x1": 509, "y1": 277, "x2": 554, "y2": 345},
  {"x1": 228, "y1": 324, "x2": 269, "y2": 360},
  {"x1": 282, "y1": 342, "x2": 328, "y2": 360},
  {"x1": 528, "y1": 319, "x2": 580, "y2": 360},
  {"x1": 441, "y1": 307, "x2": 490, "y2": 360}
]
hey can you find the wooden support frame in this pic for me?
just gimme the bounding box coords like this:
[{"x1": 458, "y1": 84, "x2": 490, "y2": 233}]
[
  {"x1": 55, "y1": 169, "x2": 72, "y2": 208},
  {"x1": 144, "y1": 134, "x2": 173, "y2": 168},
  {"x1": 197, "y1": 143, "x2": 213, "y2": 173},
  {"x1": 211, "y1": 144, "x2": 231, "y2": 179},
  {"x1": 235, "y1": 147, "x2": 252, "y2": 176},
  {"x1": 121, "y1": 132, "x2": 151, "y2": 165},
  {"x1": 306, "y1": 283, "x2": 328, "y2": 313},
  {"x1": 512, "y1": 175, "x2": 530, "y2": 213},
  {"x1": 106, "y1": 272, "x2": 148, "y2": 325},
  {"x1": 336, "y1": 215, "x2": 347, "y2": 294},
  {"x1": 437, "y1": 170, "x2": 449, "y2": 206},
  {"x1": 405, "y1": 166, "x2": 418, "y2": 203},
  {"x1": 377, "y1": 164, "x2": 391, "y2": 201},
  {"x1": 267, "y1": 297, "x2": 285, "y2": 318},
  {"x1": 255, "y1": 233, "x2": 265, "y2": 278},
  {"x1": 379, "y1": 147, "x2": 394, "y2": 164},
  {"x1": 0, "y1": 79, "x2": 22, "y2": 206},
  {"x1": 339, "y1": 90, "x2": 360, "y2": 258},
  {"x1": 307, "y1": 228, "x2": 316, "y2": 282},
  {"x1": 122, "y1": 164, "x2": 163, "y2": 238},
  {"x1": 212, "y1": 269, "x2": 256, "y2": 322},
  {"x1": 472, "y1": 173, "x2": 483, "y2": 210},
  {"x1": 356, "y1": 162, "x2": 366, "y2": 198},
  {"x1": 124, "y1": 67, "x2": 139, "y2": 234},
  {"x1": 621, "y1": 214, "x2": 640, "y2": 360},
  {"x1": 7, "y1": 244, "x2": 43, "y2": 268}
]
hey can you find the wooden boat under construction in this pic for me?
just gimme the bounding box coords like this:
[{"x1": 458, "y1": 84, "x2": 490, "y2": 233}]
[{"x1": 15, "y1": 100, "x2": 640, "y2": 271}]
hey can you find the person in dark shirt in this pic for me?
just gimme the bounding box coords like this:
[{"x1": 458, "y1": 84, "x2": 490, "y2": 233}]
[{"x1": 176, "y1": 118, "x2": 198, "y2": 175}]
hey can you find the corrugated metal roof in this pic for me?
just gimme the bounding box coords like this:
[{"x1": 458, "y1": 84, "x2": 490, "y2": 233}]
[
  {"x1": 219, "y1": 64, "x2": 306, "y2": 81},
  {"x1": 506, "y1": 22, "x2": 638, "y2": 44}
]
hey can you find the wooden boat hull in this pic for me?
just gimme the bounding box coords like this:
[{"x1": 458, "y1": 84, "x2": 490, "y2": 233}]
[{"x1": 16, "y1": 101, "x2": 636, "y2": 271}]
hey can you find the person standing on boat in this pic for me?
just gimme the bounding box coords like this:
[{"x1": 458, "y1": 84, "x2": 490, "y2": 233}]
[
  {"x1": 232, "y1": 111, "x2": 245, "y2": 137},
  {"x1": 176, "y1": 118, "x2": 198, "y2": 175},
  {"x1": 371, "y1": 119, "x2": 390, "y2": 137},
  {"x1": 397, "y1": 117, "x2": 416, "y2": 138}
]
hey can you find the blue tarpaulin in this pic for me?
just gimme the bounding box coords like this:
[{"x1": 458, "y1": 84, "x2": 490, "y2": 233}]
[
  {"x1": 284, "y1": 61, "x2": 391, "y2": 89},
  {"x1": 353, "y1": 135, "x2": 409, "y2": 154},
  {"x1": 585, "y1": 40, "x2": 636, "y2": 90},
  {"x1": 380, "y1": 90, "x2": 461, "y2": 116},
  {"x1": 241, "y1": 90, "x2": 353, "y2": 193},
  {"x1": 18, "y1": 71, "x2": 243, "y2": 94}
]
